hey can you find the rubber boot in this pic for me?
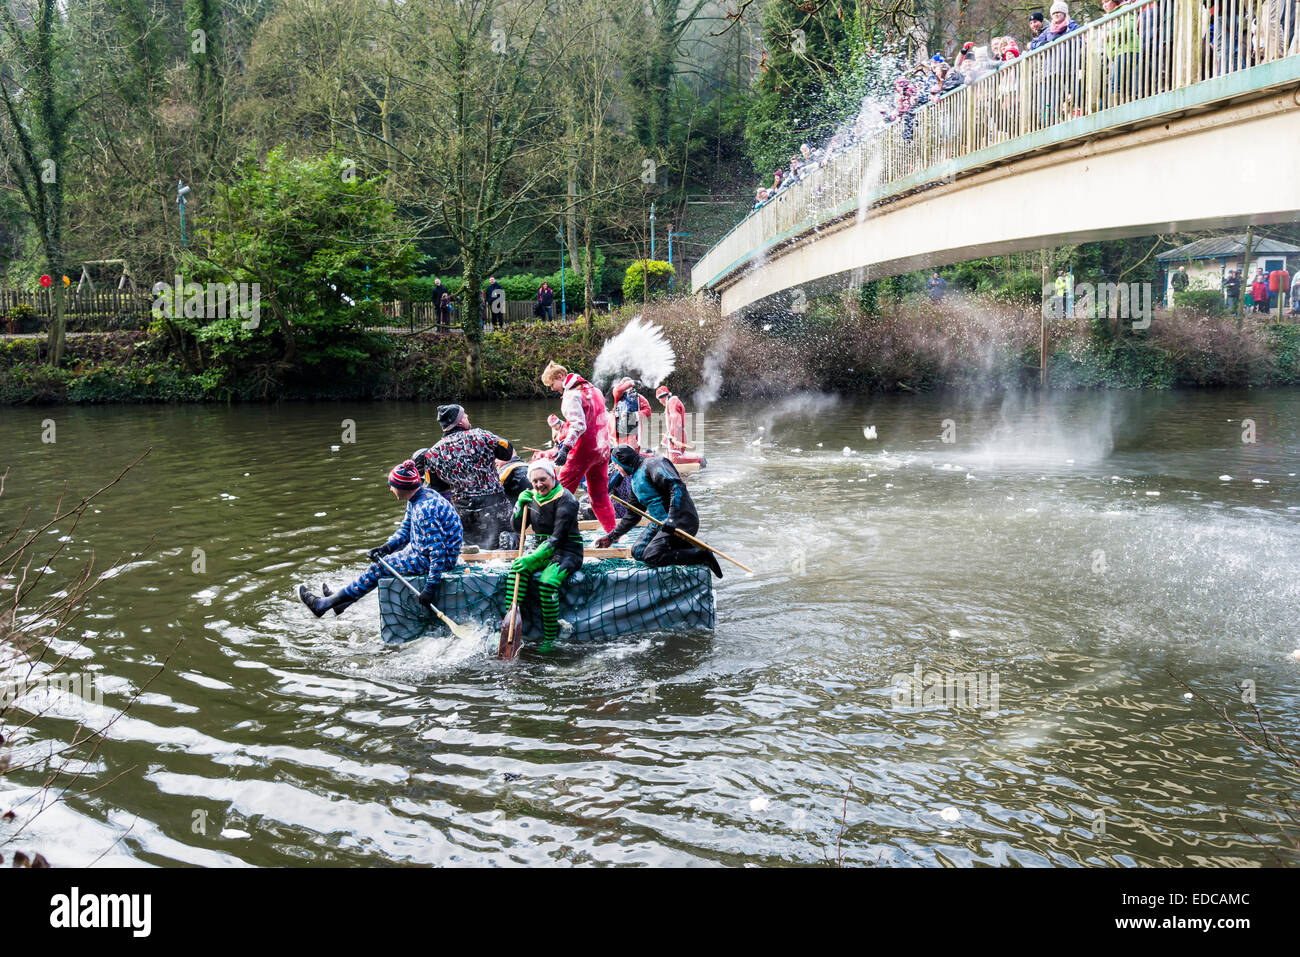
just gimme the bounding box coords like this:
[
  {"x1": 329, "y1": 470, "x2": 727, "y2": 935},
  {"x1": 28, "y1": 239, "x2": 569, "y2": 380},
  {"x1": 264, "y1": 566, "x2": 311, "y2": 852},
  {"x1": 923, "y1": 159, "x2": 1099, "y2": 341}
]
[
  {"x1": 320, "y1": 583, "x2": 357, "y2": 616},
  {"x1": 299, "y1": 584, "x2": 356, "y2": 618},
  {"x1": 703, "y1": 550, "x2": 722, "y2": 579}
]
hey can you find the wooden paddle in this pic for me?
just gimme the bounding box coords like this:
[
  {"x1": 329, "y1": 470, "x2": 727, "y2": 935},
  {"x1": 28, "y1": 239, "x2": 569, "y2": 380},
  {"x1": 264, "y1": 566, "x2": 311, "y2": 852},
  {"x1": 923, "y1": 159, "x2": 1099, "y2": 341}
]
[
  {"x1": 377, "y1": 556, "x2": 478, "y2": 641},
  {"x1": 497, "y1": 506, "x2": 528, "y2": 660},
  {"x1": 610, "y1": 495, "x2": 754, "y2": 575}
]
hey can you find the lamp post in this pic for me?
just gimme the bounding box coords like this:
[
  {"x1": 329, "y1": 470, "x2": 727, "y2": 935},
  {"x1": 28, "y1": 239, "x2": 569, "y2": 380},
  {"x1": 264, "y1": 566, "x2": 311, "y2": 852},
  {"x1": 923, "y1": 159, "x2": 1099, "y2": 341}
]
[
  {"x1": 667, "y1": 227, "x2": 691, "y2": 290},
  {"x1": 649, "y1": 204, "x2": 656, "y2": 261},
  {"x1": 177, "y1": 180, "x2": 191, "y2": 249},
  {"x1": 556, "y1": 230, "x2": 566, "y2": 320}
]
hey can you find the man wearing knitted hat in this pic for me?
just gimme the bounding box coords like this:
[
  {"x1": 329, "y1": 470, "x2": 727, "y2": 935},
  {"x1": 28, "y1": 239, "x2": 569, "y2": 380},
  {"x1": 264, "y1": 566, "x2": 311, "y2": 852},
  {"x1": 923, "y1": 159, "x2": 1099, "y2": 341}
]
[
  {"x1": 540, "y1": 360, "x2": 618, "y2": 532},
  {"x1": 508, "y1": 457, "x2": 584, "y2": 651},
  {"x1": 654, "y1": 384, "x2": 704, "y2": 467},
  {"x1": 412, "y1": 404, "x2": 516, "y2": 548},
  {"x1": 596, "y1": 446, "x2": 721, "y2": 578},
  {"x1": 298, "y1": 460, "x2": 463, "y2": 618}
]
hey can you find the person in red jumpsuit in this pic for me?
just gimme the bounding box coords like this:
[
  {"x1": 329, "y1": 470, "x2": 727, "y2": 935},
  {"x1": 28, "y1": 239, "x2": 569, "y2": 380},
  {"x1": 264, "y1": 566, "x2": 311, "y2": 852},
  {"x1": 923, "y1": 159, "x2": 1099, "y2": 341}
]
[
  {"x1": 609, "y1": 377, "x2": 652, "y2": 452},
  {"x1": 655, "y1": 385, "x2": 704, "y2": 466},
  {"x1": 541, "y1": 361, "x2": 617, "y2": 532}
]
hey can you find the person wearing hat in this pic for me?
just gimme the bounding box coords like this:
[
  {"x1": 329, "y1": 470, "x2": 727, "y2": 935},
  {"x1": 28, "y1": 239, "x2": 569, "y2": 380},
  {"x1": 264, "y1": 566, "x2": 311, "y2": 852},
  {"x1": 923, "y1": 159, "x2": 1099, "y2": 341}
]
[
  {"x1": 595, "y1": 446, "x2": 721, "y2": 578},
  {"x1": 413, "y1": 404, "x2": 517, "y2": 549},
  {"x1": 540, "y1": 360, "x2": 618, "y2": 532},
  {"x1": 298, "y1": 460, "x2": 463, "y2": 618},
  {"x1": 654, "y1": 384, "x2": 704, "y2": 466},
  {"x1": 1029, "y1": 11, "x2": 1045, "y2": 37},
  {"x1": 1030, "y1": 1, "x2": 1079, "y2": 50},
  {"x1": 508, "y1": 457, "x2": 584, "y2": 651},
  {"x1": 609, "y1": 377, "x2": 652, "y2": 452}
]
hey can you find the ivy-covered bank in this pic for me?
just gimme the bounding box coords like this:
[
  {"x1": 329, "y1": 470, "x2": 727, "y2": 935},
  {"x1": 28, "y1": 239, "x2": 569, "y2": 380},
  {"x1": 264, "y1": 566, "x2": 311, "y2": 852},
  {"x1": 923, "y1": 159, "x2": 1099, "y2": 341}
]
[{"x1": 3, "y1": 298, "x2": 1300, "y2": 405}]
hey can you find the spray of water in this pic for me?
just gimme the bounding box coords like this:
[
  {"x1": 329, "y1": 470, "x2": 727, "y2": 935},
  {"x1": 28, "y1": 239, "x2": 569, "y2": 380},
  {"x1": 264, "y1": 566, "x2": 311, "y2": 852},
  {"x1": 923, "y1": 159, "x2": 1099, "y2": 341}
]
[
  {"x1": 693, "y1": 330, "x2": 733, "y2": 413},
  {"x1": 592, "y1": 315, "x2": 677, "y2": 390},
  {"x1": 755, "y1": 392, "x2": 842, "y2": 441}
]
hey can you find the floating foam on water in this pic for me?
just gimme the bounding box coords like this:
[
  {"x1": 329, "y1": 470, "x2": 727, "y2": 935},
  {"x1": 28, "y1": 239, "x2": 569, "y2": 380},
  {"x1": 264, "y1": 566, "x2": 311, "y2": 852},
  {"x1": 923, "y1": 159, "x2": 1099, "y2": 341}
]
[
  {"x1": 863, "y1": 426, "x2": 877, "y2": 440},
  {"x1": 220, "y1": 829, "x2": 251, "y2": 840},
  {"x1": 1219, "y1": 475, "x2": 1232, "y2": 481},
  {"x1": 749, "y1": 797, "x2": 771, "y2": 812},
  {"x1": 1252, "y1": 479, "x2": 1269, "y2": 485},
  {"x1": 948, "y1": 629, "x2": 964, "y2": 638},
  {"x1": 939, "y1": 807, "x2": 960, "y2": 823},
  {"x1": 1146, "y1": 491, "x2": 1160, "y2": 497},
  {"x1": 842, "y1": 446, "x2": 853, "y2": 456}
]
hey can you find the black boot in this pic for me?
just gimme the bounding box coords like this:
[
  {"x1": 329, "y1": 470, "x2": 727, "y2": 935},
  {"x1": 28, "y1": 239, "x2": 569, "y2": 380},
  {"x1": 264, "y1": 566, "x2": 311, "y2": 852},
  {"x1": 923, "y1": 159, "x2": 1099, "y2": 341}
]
[
  {"x1": 701, "y1": 551, "x2": 722, "y2": 578},
  {"x1": 299, "y1": 584, "x2": 356, "y2": 618},
  {"x1": 320, "y1": 583, "x2": 356, "y2": 616}
]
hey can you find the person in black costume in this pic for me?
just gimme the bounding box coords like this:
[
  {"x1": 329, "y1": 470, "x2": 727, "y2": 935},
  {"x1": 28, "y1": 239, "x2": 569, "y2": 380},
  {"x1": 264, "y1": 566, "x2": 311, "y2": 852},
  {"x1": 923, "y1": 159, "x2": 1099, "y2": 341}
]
[{"x1": 595, "y1": 445, "x2": 721, "y2": 578}]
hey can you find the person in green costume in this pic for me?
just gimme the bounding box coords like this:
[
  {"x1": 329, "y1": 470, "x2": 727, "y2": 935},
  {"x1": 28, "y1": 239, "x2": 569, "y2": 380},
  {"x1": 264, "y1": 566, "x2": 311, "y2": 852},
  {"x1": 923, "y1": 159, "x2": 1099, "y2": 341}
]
[{"x1": 509, "y1": 457, "x2": 584, "y2": 651}]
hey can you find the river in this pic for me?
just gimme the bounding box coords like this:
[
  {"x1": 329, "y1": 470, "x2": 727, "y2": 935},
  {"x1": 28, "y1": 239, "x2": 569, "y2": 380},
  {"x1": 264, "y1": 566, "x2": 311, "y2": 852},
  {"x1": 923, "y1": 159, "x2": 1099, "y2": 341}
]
[{"x1": 1, "y1": 389, "x2": 1298, "y2": 866}]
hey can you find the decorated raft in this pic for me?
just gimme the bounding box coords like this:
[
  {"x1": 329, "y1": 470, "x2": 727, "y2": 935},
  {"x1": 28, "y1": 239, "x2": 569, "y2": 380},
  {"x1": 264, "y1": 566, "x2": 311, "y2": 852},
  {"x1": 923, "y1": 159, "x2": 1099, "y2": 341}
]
[{"x1": 377, "y1": 529, "x2": 715, "y2": 646}]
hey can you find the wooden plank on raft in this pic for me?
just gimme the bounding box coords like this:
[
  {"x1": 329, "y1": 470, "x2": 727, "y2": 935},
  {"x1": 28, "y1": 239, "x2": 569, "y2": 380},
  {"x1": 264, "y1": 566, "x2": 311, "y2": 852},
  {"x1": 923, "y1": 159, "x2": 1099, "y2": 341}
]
[
  {"x1": 459, "y1": 546, "x2": 631, "y2": 563},
  {"x1": 578, "y1": 517, "x2": 645, "y2": 531}
]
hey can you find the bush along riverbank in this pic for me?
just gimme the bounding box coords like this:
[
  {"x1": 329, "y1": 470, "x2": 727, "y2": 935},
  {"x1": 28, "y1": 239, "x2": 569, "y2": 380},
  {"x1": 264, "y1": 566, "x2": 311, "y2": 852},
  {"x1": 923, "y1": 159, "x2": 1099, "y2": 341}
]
[{"x1": 2, "y1": 296, "x2": 1299, "y2": 405}]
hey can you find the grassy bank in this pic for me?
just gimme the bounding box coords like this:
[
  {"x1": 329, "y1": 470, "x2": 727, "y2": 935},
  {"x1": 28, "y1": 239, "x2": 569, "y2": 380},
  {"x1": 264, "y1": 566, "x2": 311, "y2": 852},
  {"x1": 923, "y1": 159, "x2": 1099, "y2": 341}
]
[{"x1": 3, "y1": 296, "x2": 1299, "y2": 405}]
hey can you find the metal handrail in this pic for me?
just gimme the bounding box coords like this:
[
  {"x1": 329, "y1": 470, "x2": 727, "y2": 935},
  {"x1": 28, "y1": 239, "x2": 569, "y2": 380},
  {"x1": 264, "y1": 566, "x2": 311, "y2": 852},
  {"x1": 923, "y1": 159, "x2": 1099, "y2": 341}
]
[{"x1": 693, "y1": 0, "x2": 1300, "y2": 293}]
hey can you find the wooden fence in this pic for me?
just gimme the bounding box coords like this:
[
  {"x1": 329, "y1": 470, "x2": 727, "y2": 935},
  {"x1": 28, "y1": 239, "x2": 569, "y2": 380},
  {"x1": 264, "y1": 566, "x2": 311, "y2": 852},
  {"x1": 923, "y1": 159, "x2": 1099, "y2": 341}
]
[{"x1": 2, "y1": 289, "x2": 594, "y2": 335}]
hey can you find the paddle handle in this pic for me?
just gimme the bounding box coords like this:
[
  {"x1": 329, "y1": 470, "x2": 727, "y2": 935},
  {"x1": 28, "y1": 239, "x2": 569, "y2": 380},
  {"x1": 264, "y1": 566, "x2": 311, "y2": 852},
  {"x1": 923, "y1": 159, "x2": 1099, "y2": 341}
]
[
  {"x1": 610, "y1": 495, "x2": 754, "y2": 574},
  {"x1": 377, "y1": 555, "x2": 460, "y2": 631},
  {"x1": 507, "y1": 506, "x2": 528, "y2": 644}
]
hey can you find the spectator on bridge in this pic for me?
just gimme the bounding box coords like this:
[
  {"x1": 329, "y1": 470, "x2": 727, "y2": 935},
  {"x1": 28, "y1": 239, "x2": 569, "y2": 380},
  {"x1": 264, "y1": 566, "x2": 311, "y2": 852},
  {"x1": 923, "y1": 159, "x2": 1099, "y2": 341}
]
[
  {"x1": 1030, "y1": 11, "x2": 1045, "y2": 39},
  {"x1": 754, "y1": 187, "x2": 770, "y2": 210},
  {"x1": 1251, "y1": 269, "x2": 1269, "y2": 314},
  {"x1": 1101, "y1": 0, "x2": 1138, "y2": 108},
  {"x1": 1223, "y1": 269, "x2": 1240, "y2": 312},
  {"x1": 1030, "y1": 2, "x2": 1080, "y2": 50},
  {"x1": 927, "y1": 273, "x2": 948, "y2": 301},
  {"x1": 1000, "y1": 36, "x2": 1021, "y2": 60}
]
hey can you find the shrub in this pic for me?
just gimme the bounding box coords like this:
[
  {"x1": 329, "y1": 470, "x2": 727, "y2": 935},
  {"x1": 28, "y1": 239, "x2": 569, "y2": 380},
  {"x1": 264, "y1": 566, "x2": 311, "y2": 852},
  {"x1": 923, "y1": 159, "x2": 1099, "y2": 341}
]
[
  {"x1": 1173, "y1": 289, "x2": 1224, "y2": 313},
  {"x1": 623, "y1": 260, "x2": 675, "y2": 302}
]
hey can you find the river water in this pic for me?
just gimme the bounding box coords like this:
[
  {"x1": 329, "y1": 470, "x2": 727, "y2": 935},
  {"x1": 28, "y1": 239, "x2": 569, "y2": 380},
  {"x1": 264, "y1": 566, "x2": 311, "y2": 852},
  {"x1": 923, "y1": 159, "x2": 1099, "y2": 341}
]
[{"x1": 1, "y1": 389, "x2": 1298, "y2": 867}]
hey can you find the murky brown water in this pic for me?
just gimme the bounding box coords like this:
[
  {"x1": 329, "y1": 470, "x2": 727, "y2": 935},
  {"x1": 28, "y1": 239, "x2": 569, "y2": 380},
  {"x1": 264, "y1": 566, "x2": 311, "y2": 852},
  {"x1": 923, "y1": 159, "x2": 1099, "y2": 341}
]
[{"x1": 2, "y1": 389, "x2": 1298, "y2": 866}]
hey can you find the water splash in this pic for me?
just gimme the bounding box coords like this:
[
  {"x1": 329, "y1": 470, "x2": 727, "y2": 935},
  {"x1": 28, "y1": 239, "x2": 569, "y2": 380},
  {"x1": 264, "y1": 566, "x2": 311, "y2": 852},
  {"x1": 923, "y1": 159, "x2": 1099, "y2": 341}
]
[
  {"x1": 693, "y1": 330, "x2": 733, "y2": 413},
  {"x1": 592, "y1": 315, "x2": 676, "y2": 390}
]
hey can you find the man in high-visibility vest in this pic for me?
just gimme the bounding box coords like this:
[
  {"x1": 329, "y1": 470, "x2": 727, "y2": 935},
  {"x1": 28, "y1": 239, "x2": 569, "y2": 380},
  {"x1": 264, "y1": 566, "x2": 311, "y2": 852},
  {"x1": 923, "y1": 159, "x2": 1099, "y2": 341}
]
[{"x1": 1054, "y1": 272, "x2": 1069, "y2": 317}]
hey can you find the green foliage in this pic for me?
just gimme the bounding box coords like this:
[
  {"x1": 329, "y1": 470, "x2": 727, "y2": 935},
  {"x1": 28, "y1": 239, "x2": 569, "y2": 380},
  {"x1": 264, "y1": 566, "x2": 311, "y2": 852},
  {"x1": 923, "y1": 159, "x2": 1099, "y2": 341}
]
[
  {"x1": 1174, "y1": 290, "x2": 1224, "y2": 313},
  {"x1": 174, "y1": 148, "x2": 418, "y2": 386},
  {"x1": 622, "y1": 260, "x2": 674, "y2": 301}
]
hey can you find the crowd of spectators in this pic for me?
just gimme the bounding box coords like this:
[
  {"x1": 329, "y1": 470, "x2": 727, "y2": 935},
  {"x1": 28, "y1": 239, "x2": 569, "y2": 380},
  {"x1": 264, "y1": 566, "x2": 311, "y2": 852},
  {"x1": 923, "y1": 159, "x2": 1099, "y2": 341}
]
[{"x1": 750, "y1": 0, "x2": 1295, "y2": 214}]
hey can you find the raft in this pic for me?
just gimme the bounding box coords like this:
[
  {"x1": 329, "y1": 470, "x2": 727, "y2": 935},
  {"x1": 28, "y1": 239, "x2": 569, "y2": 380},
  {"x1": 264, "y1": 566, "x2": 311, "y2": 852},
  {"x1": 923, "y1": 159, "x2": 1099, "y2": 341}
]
[{"x1": 377, "y1": 529, "x2": 715, "y2": 646}]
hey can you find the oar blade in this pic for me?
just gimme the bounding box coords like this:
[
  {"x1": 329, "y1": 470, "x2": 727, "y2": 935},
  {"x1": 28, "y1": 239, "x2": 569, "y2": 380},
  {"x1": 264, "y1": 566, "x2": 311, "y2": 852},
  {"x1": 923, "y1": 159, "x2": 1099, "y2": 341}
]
[{"x1": 497, "y1": 607, "x2": 524, "y2": 660}]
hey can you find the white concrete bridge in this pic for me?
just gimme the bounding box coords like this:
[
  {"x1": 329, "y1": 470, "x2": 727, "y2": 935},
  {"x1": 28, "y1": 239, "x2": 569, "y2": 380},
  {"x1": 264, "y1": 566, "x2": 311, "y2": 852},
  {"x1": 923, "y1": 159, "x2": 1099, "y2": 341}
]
[{"x1": 692, "y1": 0, "x2": 1300, "y2": 317}]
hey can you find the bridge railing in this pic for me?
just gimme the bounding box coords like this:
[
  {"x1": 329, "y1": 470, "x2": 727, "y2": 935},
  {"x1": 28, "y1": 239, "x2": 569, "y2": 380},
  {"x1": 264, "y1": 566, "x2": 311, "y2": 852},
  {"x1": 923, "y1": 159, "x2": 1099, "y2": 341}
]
[{"x1": 694, "y1": 0, "x2": 1299, "y2": 293}]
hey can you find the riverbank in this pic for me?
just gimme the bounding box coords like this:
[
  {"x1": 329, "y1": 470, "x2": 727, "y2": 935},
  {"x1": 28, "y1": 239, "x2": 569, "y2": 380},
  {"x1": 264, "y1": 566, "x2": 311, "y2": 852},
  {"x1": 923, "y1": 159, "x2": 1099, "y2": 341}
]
[{"x1": 2, "y1": 296, "x2": 1297, "y2": 404}]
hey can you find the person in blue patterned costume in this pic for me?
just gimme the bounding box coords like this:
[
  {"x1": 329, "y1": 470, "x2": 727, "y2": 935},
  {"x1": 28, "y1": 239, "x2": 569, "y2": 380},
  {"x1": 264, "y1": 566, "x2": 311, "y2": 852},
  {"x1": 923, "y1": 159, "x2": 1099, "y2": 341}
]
[{"x1": 298, "y1": 459, "x2": 463, "y2": 617}]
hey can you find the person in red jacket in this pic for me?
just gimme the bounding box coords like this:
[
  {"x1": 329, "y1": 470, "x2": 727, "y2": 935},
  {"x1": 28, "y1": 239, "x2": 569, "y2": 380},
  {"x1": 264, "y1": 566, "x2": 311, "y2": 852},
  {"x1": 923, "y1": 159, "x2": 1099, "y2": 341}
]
[
  {"x1": 655, "y1": 385, "x2": 704, "y2": 466},
  {"x1": 1251, "y1": 269, "x2": 1270, "y2": 314},
  {"x1": 609, "y1": 377, "x2": 652, "y2": 451},
  {"x1": 541, "y1": 361, "x2": 617, "y2": 532}
]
